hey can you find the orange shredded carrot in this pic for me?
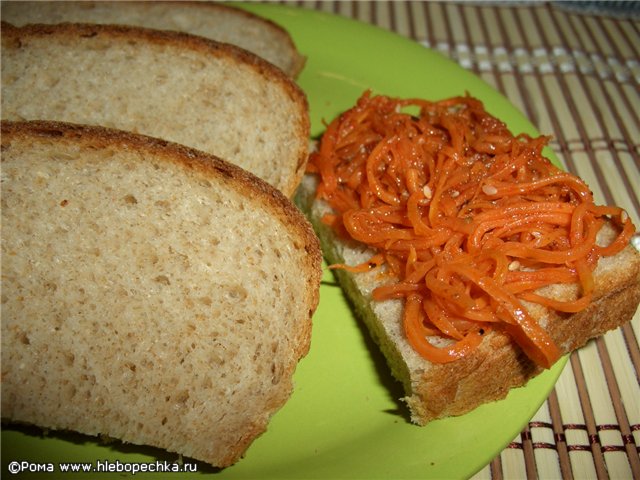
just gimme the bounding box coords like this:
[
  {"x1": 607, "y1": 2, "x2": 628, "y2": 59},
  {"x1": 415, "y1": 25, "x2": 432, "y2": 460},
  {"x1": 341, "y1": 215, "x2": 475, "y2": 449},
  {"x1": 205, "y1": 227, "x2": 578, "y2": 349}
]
[{"x1": 308, "y1": 90, "x2": 636, "y2": 369}]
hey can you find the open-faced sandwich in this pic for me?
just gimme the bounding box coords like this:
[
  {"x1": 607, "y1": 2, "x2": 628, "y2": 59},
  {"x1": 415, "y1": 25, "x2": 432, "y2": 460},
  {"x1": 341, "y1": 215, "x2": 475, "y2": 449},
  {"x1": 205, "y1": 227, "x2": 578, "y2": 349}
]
[{"x1": 296, "y1": 91, "x2": 640, "y2": 424}]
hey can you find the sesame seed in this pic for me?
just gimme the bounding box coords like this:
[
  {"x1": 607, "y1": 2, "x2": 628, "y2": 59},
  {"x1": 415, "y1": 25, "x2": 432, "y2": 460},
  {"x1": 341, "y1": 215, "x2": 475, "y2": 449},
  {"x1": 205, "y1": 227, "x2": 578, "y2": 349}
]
[{"x1": 482, "y1": 184, "x2": 498, "y2": 196}]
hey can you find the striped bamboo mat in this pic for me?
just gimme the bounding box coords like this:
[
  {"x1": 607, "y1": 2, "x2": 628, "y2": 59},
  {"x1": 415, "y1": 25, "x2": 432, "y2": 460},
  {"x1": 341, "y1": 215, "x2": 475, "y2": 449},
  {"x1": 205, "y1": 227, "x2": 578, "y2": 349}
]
[{"x1": 281, "y1": 1, "x2": 640, "y2": 478}]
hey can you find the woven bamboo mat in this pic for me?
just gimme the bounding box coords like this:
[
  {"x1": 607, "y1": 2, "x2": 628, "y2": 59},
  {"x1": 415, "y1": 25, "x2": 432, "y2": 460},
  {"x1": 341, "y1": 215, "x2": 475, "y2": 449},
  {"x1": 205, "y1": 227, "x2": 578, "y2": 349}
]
[{"x1": 281, "y1": 1, "x2": 640, "y2": 478}]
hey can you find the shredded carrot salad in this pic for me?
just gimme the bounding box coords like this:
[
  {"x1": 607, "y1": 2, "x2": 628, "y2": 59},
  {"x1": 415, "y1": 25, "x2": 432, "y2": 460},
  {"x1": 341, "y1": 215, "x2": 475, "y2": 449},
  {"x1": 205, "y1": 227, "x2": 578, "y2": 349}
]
[{"x1": 307, "y1": 91, "x2": 635, "y2": 369}]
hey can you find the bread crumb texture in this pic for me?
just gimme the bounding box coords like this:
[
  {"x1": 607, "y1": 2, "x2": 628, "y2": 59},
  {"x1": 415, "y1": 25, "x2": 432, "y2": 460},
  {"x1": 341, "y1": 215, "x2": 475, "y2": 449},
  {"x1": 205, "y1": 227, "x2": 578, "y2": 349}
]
[{"x1": 1, "y1": 129, "x2": 319, "y2": 466}]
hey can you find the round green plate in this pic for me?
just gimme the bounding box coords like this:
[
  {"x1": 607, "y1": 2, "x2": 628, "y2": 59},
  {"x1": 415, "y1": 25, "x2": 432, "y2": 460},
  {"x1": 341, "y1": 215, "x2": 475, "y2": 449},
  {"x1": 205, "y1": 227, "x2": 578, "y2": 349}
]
[{"x1": 2, "y1": 4, "x2": 566, "y2": 479}]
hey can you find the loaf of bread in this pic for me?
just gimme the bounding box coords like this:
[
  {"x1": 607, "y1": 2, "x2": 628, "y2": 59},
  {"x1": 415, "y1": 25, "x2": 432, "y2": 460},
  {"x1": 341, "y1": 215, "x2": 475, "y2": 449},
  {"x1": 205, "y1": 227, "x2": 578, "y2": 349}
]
[
  {"x1": 0, "y1": 0, "x2": 305, "y2": 77},
  {"x1": 1, "y1": 120, "x2": 322, "y2": 466},
  {"x1": 1, "y1": 21, "x2": 309, "y2": 197}
]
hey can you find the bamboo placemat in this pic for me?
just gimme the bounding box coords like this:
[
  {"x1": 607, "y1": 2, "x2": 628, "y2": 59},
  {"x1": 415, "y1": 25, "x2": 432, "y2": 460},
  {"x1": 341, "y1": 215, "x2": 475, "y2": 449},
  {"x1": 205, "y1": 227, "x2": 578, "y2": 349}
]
[{"x1": 279, "y1": 1, "x2": 640, "y2": 478}]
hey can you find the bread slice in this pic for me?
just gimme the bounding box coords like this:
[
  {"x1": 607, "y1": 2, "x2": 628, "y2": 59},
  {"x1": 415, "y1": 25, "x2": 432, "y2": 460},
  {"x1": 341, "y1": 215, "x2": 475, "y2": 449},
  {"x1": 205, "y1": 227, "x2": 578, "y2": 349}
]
[
  {"x1": 0, "y1": 120, "x2": 322, "y2": 466},
  {"x1": 0, "y1": 21, "x2": 309, "y2": 197},
  {"x1": 0, "y1": 0, "x2": 305, "y2": 77},
  {"x1": 296, "y1": 174, "x2": 640, "y2": 425}
]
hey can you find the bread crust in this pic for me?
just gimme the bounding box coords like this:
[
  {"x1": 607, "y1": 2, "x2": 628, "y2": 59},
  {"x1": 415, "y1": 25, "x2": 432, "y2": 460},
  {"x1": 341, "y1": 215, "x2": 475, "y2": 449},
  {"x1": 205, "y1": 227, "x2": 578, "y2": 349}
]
[
  {"x1": 1, "y1": 21, "x2": 310, "y2": 196},
  {"x1": 1, "y1": 120, "x2": 322, "y2": 466}
]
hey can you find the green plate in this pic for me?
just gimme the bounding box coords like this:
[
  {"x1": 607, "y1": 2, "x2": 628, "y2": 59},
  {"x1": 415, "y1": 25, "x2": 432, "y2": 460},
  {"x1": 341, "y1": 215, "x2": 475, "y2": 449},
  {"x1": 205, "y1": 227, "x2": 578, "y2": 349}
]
[{"x1": 1, "y1": 4, "x2": 566, "y2": 479}]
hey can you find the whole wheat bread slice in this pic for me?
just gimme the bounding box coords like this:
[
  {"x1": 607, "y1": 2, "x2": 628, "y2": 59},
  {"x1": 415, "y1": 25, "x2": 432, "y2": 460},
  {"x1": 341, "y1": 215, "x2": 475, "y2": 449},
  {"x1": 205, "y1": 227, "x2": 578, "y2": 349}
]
[
  {"x1": 296, "y1": 174, "x2": 640, "y2": 425},
  {"x1": 0, "y1": 120, "x2": 322, "y2": 467},
  {"x1": 0, "y1": 1, "x2": 305, "y2": 77},
  {"x1": 1, "y1": 22, "x2": 309, "y2": 197}
]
